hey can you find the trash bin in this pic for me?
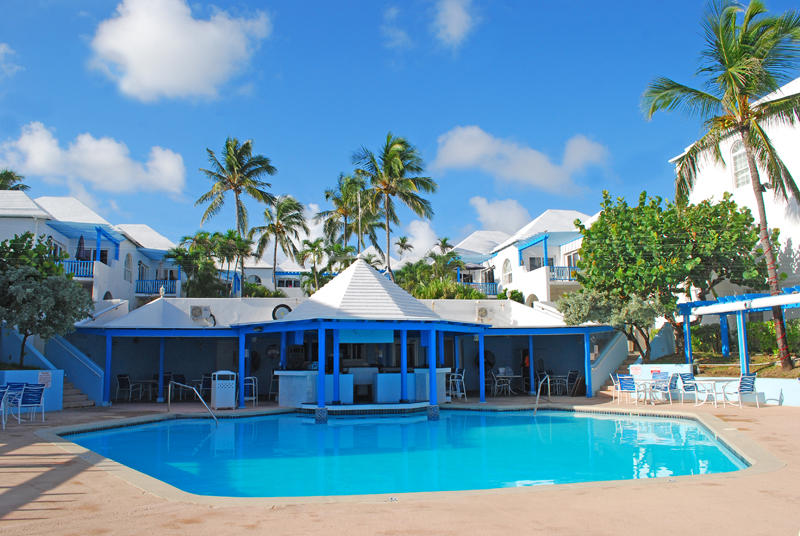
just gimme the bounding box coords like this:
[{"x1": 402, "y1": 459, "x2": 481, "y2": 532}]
[{"x1": 211, "y1": 370, "x2": 237, "y2": 409}]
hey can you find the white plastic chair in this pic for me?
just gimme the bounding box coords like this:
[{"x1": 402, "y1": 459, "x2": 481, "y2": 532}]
[
  {"x1": 244, "y1": 376, "x2": 258, "y2": 407},
  {"x1": 723, "y1": 373, "x2": 760, "y2": 408}
]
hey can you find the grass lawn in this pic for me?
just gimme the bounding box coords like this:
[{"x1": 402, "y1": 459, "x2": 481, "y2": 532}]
[{"x1": 656, "y1": 352, "x2": 800, "y2": 378}]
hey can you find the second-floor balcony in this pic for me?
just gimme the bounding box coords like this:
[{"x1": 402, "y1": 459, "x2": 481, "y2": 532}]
[
  {"x1": 60, "y1": 260, "x2": 94, "y2": 278},
  {"x1": 462, "y1": 281, "x2": 498, "y2": 296},
  {"x1": 135, "y1": 279, "x2": 177, "y2": 296},
  {"x1": 548, "y1": 265, "x2": 580, "y2": 282}
]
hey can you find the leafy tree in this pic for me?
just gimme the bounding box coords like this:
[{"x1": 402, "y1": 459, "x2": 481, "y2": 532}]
[
  {"x1": 243, "y1": 281, "x2": 287, "y2": 298},
  {"x1": 196, "y1": 137, "x2": 275, "y2": 282},
  {"x1": 395, "y1": 236, "x2": 414, "y2": 256},
  {"x1": 0, "y1": 234, "x2": 92, "y2": 366},
  {"x1": 414, "y1": 278, "x2": 486, "y2": 299},
  {"x1": 316, "y1": 173, "x2": 363, "y2": 246},
  {"x1": 250, "y1": 195, "x2": 308, "y2": 290},
  {"x1": 497, "y1": 288, "x2": 524, "y2": 303},
  {"x1": 298, "y1": 238, "x2": 326, "y2": 291},
  {"x1": 167, "y1": 231, "x2": 228, "y2": 297},
  {"x1": 427, "y1": 250, "x2": 464, "y2": 280},
  {"x1": 325, "y1": 242, "x2": 356, "y2": 272},
  {"x1": 0, "y1": 169, "x2": 29, "y2": 191},
  {"x1": 643, "y1": 0, "x2": 800, "y2": 368},
  {"x1": 436, "y1": 237, "x2": 453, "y2": 253},
  {"x1": 360, "y1": 252, "x2": 384, "y2": 269},
  {"x1": 353, "y1": 133, "x2": 437, "y2": 279}
]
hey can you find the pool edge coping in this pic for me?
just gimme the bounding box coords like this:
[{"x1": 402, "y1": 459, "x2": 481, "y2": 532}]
[{"x1": 34, "y1": 404, "x2": 785, "y2": 506}]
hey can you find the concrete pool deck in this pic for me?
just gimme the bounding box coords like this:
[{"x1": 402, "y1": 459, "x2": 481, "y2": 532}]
[{"x1": 1, "y1": 396, "x2": 799, "y2": 535}]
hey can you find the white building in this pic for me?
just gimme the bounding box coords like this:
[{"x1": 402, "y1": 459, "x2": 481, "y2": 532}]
[
  {"x1": 0, "y1": 192, "x2": 182, "y2": 309},
  {"x1": 677, "y1": 76, "x2": 800, "y2": 286}
]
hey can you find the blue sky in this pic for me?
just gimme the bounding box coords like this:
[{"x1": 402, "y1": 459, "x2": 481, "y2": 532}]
[{"x1": 1, "y1": 0, "x2": 797, "y2": 256}]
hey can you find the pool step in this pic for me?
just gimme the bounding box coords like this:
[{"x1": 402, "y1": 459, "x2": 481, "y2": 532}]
[{"x1": 62, "y1": 380, "x2": 94, "y2": 409}]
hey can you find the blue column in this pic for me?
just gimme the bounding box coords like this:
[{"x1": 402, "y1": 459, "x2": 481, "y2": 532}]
[
  {"x1": 454, "y1": 336, "x2": 461, "y2": 370},
  {"x1": 683, "y1": 313, "x2": 693, "y2": 365},
  {"x1": 317, "y1": 327, "x2": 326, "y2": 408},
  {"x1": 720, "y1": 315, "x2": 730, "y2": 358},
  {"x1": 103, "y1": 334, "x2": 112, "y2": 405},
  {"x1": 400, "y1": 329, "x2": 408, "y2": 402},
  {"x1": 332, "y1": 329, "x2": 340, "y2": 404},
  {"x1": 528, "y1": 335, "x2": 535, "y2": 395},
  {"x1": 584, "y1": 333, "x2": 593, "y2": 398},
  {"x1": 478, "y1": 333, "x2": 486, "y2": 403},
  {"x1": 456, "y1": 266, "x2": 461, "y2": 283},
  {"x1": 157, "y1": 337, "x2": 165, "y2": 403},
  {"x1": 238, "y1": 333, "x2": 245, "y2": 408},
  {"x1": 95, "y1": 228, "x2": 102, "y2": 262},
  {"x1": 736, "y1": 311, "x2": 749, "y2": 375},
  {"x1": 279, "y1": 331, "x2": 287, "y2": 369},
  {"x1": 437, "y1": 331, "x2": 444, "y2": 366},
  {"x1": 428, "y1": 329, "x2": 437, "y2": 405},
  {"x1": 543, "y1": 237, "x2": 549, "y2": 267}
]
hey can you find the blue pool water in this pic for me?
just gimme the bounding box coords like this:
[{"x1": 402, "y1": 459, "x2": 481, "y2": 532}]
[{"x1": 66, "y1": 410, "x2": 746, "y2": 497}]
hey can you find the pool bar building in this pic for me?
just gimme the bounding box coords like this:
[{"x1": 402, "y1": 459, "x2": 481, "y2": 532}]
[{"x1": 73, "y1": 260, "x2": 622, "y2": 418}]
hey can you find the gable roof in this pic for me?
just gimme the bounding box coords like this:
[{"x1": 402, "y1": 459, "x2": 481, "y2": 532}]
[
  {"x1": 0, "y1": 191, "x2": 52, "y2": 218},
  {"x1": 116, "y1": 224, "x2": 175, "y2": 250},
  {"x1": 493, "y1": 209, "x2": 590, "y2": 252},
  {"x1": 280, "y1": 258, "x2": 441, "y2": 322},
  {"x1": 455, "y1": 230, "x2": 509, "y2": 256},
  {"x1": 34, "y1": 196, "x2": 110, "y2": 225}
]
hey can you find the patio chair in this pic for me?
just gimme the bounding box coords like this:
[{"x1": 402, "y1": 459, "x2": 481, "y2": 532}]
[
  {"x1": 0, "y1": 385, "x2": 7, "y2": 430},
  {"x1": 244, "y1": 376, "x2": 258, "y2": 407},
  {"x1": 4, "y1": 383, "x2": 25, "y2": 412},
  {"x1": 613, "y1": 374, "x2": 644, "y2": 404},
  {"x1": 678, "y1": 372, "x2": 699, "y2": 403},
  {"x1": 723, "y1": 373, "x2": 760, "y2": 408},
  {"x1": 449, "y1": 368, "x2": 467, "y2": 400},
  {"x1": 10, "y1": 383, "x2": 45, "y2": 423},
  {"x1": 115, "y1": 374, "x2": 143, "y2": 401},
  {"x1": 171, "y1": 374, "x2": 188, "y2": 400},
  {"x1": 267, "y1": 371, "x2": 279, "y2": 401},
  {"x1": 490, "y1": 370, "x2": 511, "y2": 396},
  {"x1": 198, "y1": 374, "x2": 212, "y2": 400},
  {"x1": 552, "y1": 370, "x2": 580, "y2": 396},
  {"x1": 649, "y1": 372, "x2": 679, "y2": 404}
]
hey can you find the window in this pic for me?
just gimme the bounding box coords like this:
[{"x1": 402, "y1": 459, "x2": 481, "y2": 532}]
[
  {"x1": 123, "y1": 254, "x2": 132, "y2": 282},
  {"x1": 528, "y1": 257, "x2": 554, "y2": 270},
  {"x1": 502, "y1": 259, "x2": 512, "y2": 284},
  {"x1": 565, "y1": 252, "x2": 580, "y2": 267},
  {"x1": 277, "y1": 278, "x2": 301, "y2": 288},
  {"x1": 87, "y1": 249, "x2": 109, "y2": 265},
  {"x1": 731, "y1": 140, "x2": 750, "y2": 189},
  {"x1": 137, "y1": 261, "x2": 148, "y2": 281}
]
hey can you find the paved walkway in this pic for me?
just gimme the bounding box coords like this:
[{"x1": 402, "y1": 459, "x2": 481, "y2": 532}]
[{"x1": 1, "y1": 396, "x2": 799, "y2": 535}]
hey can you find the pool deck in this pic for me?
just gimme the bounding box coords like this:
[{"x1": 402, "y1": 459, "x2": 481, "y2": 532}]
[{"x1": 2, "y1": 395, "x2": 800, "y2": 535}]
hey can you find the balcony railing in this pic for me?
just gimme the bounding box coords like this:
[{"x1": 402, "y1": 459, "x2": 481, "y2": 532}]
[
  {"x1": 136, "y1": 279, "x2": 177, "y2": 295},
  {"x1": 462, "y1": 281, "x2": 498, "y2": 295},
  {"x1": 60, "y1": 260, "x2": 94, "y2": 278},
  {"x1": 548, "y1": 265, "x2": 580, "y2": 281}
]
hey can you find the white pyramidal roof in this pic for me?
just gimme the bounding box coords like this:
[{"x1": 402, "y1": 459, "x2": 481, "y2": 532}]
[
  {"x1": 0, "y1": 191, "x2": 52, "y2": 218},
  {"x1": 34, "y1": 196, "x2": 110, "y2": 224},
  {"x1": 455, "y1": 230, "x2": 510, "y2": 255},
  {"x1": 281, "y1": 259, "x2": 441, "y2": 322},
  {"x1": 493, "y1": 209, "x2": 590, "y2": 252},
  {"x1": 116, "y1": 224, "x2": 175, "y2": 250}
]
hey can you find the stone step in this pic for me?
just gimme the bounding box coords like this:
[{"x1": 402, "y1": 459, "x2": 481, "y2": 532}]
[
  {"x1": 63, "y1": 399, "x2": 94, "y2": 409},
  {"x1": 61, "y1": 380, "x2": 94, "y2": 409}
]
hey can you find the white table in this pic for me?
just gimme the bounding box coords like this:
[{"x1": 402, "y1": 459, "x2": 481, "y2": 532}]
[{"x1": 693, "y1": 379, "x2": 733, "y2": 408}]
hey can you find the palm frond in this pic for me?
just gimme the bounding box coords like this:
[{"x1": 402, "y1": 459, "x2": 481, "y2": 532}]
[{"x1": 642, "y1": 77, "x2": 722, "y2": 119}]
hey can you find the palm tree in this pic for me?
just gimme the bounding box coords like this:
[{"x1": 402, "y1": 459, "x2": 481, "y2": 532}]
[
  {"x1": 326, "y1": 242, "x2": 356, "y2": 272},
  {"x1": 395, "y1": 236, "x2": 414, "y2": 257},
  {"x1": 0, "y1": 169, "x2": 29, "y2": 191},
  {"x1": 316, "y1": 174, "x2": 364, "y2": 247},
  {"x1": 353, "y1": 133, "x2": 437, "y2": 280},
  {"x1": 249, "y1": 195, "x2": 308, "y2": 289},
  {"x1": 355, "y1": 203, "x2": 386, "y2": 254},
  {"x1": 436, "y1": 237, "x2": 453, "y2": 254},
  {"x1": 196, "y1": 137, "x2": 276, "y2": 281},
  {"x1": 217, "y1": 230, "x2": 239, "y2": 288},
  {"x1": 298, "y1": 238, "x2": 326, "y2": 291},
  {"x1": 643, "y1": 0, "x2": 800, "y2": 369},
  {"x1": 361, "y1": 252, "x2": 384, "y2": 269}
]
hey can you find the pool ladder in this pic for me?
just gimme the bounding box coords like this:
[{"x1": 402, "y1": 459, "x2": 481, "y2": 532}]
[
  {"x1": 167, "y1": 380, "x2": 218, "y2": 426},
  {"x1": 533, "y1": 375, "x2": 551, "y2": 414}
]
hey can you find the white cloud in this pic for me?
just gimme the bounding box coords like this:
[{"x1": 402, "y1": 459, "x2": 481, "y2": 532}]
[
  {"x1": 0, "y1": 121, "x2": 185, "y2": 195},
  {"x1": 469, "y1": 196, "x2": 531, "y2": 234},
  {"x1": 89, "y1": 0, "x2": 270, "y2": 101},
  {"x1": 406, "y1": 219, "x2": 438, "y2": 257},
  {"x1": 381, "y1": 6, "x2": 412, "y2": 49},
  {"x1": 433, "y1": 126, "x2": 608, "y2": 192},
  {"x1": 433, "y1": 0, "x2": 476, "y2": 49},
  {"x1": 0, "y1": 43, "x2": 22, "y2": 78}
]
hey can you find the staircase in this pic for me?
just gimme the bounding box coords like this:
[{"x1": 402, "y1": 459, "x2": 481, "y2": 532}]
[
  {"x1": 62, "y1": 380, "x2": 94, "y2": 409},
  {"x1": 597, "y1": 352, "x2": 640, "y2": 398}
]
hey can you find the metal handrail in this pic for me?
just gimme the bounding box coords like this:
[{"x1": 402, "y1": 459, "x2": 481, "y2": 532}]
[
  {"x1": 167, "y1": 380, "x2": 218, "y2": 426},
  {"x1": 51, "y1": 336, "x2": 102, "y2": 378},
  {"x1": 533, "y1": 375, "x2": 551, "y2": 414}
]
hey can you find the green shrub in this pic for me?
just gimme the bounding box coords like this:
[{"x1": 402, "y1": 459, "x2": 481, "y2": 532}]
[{"x1": 692, "y1": 318, "x2": 800, "y2": 355}]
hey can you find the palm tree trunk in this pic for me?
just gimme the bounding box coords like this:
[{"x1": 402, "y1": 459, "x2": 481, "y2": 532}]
[
  {"x1": 234, "y1": 191, "x2": 245, "y2": 294},
  {"x1": 343, "y1": 216, "x2": 347, "y2": 247},
  {"x1": 384, "y1": 193, "x2": 393, "y2": 281},
  {"x1": 741, "y1": 130, "x2": 792, "y2": 370},
  {"x1": 273, "y1": 238, "x2": 279, "y2": 290},
  {"x1": 313, "y1": 263, "x2": 319, "y2": 290}
]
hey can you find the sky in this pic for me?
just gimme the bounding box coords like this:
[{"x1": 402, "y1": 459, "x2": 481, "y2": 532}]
[{"x1": 1, "y1": 0, "x2": 798, "y2": 259}]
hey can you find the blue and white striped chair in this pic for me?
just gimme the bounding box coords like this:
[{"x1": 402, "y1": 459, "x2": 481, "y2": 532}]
[
  {"x1": 11, "y1": 383, "x2": 46, "y2": 423},
  {"x1": 678, "y1": 373, "x2": 699, "y2": 403},
  {"x1": 0, "y1": 385, "x2": 8, "y2": 430},
  {"x1": 650, "y1": 373, "x2": 679, "y2": 404},
  {"x1": 613, "y1": 374, "x2": 644, "y2": 404},
  {"x1": 723, "y1": 373, "x2": 760, "y2": 408}
]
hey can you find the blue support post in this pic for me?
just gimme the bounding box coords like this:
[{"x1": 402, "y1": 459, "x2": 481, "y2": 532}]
[
  {"x1": 456, "y1": 266, "x2": 461, "y2": 283},
  {"x1": 95, "y1": 228, "x2": 102, "y2": 262},
  {"x1": 720, "y1": 315, "x2": 730, "y2": 358},
  {"x1": 528, "y1": 335, "x2": 535, "y2": 395},
  {"x1": 400, "y1": 329, "x2": 408, "y2": 402},
  {"x1": 543, "y1": 237, "x2": 549, "y2": 267},
  {"x1": 683, "y1": 313, "x2": 693, "y2": 364},
  {"x1": 428, "y1": 330, "x2": 437, "y2": 405},
  {"x1": 238, "y1": 333, "x2": 246, "y2": 408},
  {"x1": 317, "y1": 327, "x2": 326, "y2": 408},
  {"x1": 584, "y1": 333, "x2": 593, "y2": 398},
  {"x1": 437, "y1": 331, "x2": 444, "y2": 366},
  {"x1": 103, "y1": 334, "x2": 112, "y2": 405},
  {"x1": 478, "y1": 333, "x2": 486, "y2": 403},
  {"x1": 332, "y1": 329, "x2": 340, "y2": 404},
  {"x1": 736, "y1": 311, "x2": 750, "y2": 375},
  {"x1": 454, "y1": 336, "x2": 461, "y2": 370},
  {"x1": 279, "y1": 331, "x2": 287, "y2": 369},
  {"x1": 157, "y1": 337, "x2": 165, "y2": 403}
]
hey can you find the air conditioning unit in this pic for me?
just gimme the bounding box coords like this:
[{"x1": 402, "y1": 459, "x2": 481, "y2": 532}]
[
  {"x1": 190, "y1": 305, "x2": 212, "y2": 322},
  {"x1": 477, "y1": 307, "x2": 489, "y2": 321}
]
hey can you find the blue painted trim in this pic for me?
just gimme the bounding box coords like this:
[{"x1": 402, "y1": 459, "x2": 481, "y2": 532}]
[
  {"x1": 683, "y1": 313, "x2": 693, "y2": 365},
  {"x1": 157, "y1": 338, "x2": 165, "y2": 403},
  {"x1": 437, "y1": 331, "x2": 444, "y2": 366},
  {"x1": 486, "y1": 326, "x2": 613, "y2": 336},
  {"x1": 317, "y1": 327, "x2": 326, "y2": 408},
  {"x1": 516, "y1": 233, "x2": 550, "y2": 253},
  {"x1": 78, "y1": 328, "x2": 240, "y2": 337},
  {"x1": 279, "y1": 331, "x2": 287, "y2": 369},
  {"x1": 528, "y1": 335, "x2": 535, "y2": 395},
  {"x1": 543, "y1": 237, "x2": 549, "y2": 268},
  {"x1": 332, "y1": 329, "x2": 340, "y2": 403},
  {"x1": 583, "y1": 333, "x2": 592, "y2": 398},
  {"x1": 736, "y1": 311, "x2": 749, "y2": 375},
  {"x1": 478, "y1": 333, "x2": 486, "y2": 403},
  {"x1": 238, "y1": 333, "x2": 246, "y2": 408},
  {"x1": 400, "y1": 329, "x2": 408, "y2": 402},
  {"x1": 428, "y1": 330, "x2": 437, "y2": 405},
  {"x1": 454, "y1": 335, "x2": 461, "y2": 370},
  {"x1": 720, "y1": 315, "x2": 730, "y2": 358}
]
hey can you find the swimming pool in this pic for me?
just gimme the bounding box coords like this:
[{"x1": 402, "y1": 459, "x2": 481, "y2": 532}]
[{"x1": 66, "y1": 410, "x2": 746, "y2": 497}]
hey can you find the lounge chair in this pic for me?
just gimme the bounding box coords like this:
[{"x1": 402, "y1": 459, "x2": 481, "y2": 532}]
[
  {"x1": 11, "y1": 383, "x2": 45, "y2": 423},
  {"x1": 115, "y1": 374, "x2": 143, "y2": 401},
  {"x1": 649, "y1": 372, "x2": 679, "y2": 404},
  {"x1": 723, "y1": 373, "x2": 761, "y2": 408}
]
